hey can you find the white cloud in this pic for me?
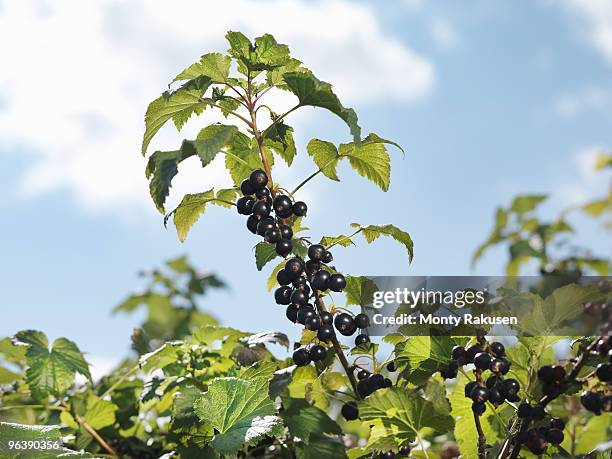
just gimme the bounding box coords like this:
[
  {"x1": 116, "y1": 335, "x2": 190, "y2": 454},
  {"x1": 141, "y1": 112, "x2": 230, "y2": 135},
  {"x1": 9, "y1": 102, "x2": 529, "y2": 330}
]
[
  {"x1": 554, "y1": 86, "x2": 611, "y2": 117},
  {"x1": 430, "y1": 19, "x2": 458, "y2": 49},
  {"x1": 555, "y1": 145, "x2": 610, "y2": 206},
  {"x1": 0, "y1": 0, "x2": 434, "y2": 213},
  {"x1": 560, "y1": 0, "x2": 612, "y2": 64}
]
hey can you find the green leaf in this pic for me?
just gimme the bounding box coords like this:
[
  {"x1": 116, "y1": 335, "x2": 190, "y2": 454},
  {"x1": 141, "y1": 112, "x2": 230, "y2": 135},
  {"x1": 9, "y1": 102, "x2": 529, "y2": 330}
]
[
  {"x1": 266, "y1": 261, "x2": 286, "y2": 291},
  {"x1": 295, "y1": 435, "x2": 348, "y2": 459},
  {"x1": 142, "y1": 89, "x2": 206, "y2": 155},
  {"x1": 339, "y1": 140, "x2": 390, "y2": 191},
  {"x1": 194, "y1": 377, "x2": 283, "y2": 454},
  {"x1": 283, "y1": 71, "x2": 361, "y2": 142},
  {"x1": 345, "y1": 276, "x2": 379, "y2": 307},
  {"x1": 172, "y1": 190, "x2": 215, "y2": 242},
  {"x1": 0, "y1": 366, "x2": 20, "y2": 384},
  {"x1": 395, "y1": 336, "x2": 456, "y2": 371},
  {"x1": 351, "y1": 223, "x2": 414, "y2": 263},
  {"x1": 83, "y1": 396, "x2": 117, "y2": 430},
  {"x1": 582, "y1": 197, "x2": 611, "y2": 216},
  {"x1": 255, "y1": 242, "x2": 278, "y2": 271},
  {"x1": 264, "y1": 121, "x2": 297, "y2": 166},
  {"x1": 226, "y1": 31, "x2": 291, "y2": 73},
  {"x1": 225, "y1": 131, "x2": 273, "y2": 185},
  {"x1": 145, "y1": 149, "x2": 189, "y2": 213},
  {"x1": 238, "y1": 361, "x2": 277, "y2": 381},
  {"x1": 319, "y1": 234, "x2": 355, "y2": 248},
  {"x1": 173, "y1": 53, "x2": 231, "y2": 83},
  {"x1": 510, "y1": 194, "x2": 547, "y2": 215},
  {"x1": 184, "y1": 124, "x2": 238, "y2": 166},
  {"x1": 281, "y1": 398, "x2": 342, "y2": 444},
  {"x1": 306, "y1": 139, "x2": 340, "y2": 181},
  {"x1": 139, "y1": 341, "x2": 182, "y2": 373},
  {"x1": 13, "y1": 330, "x2": 90, "y2": 400}
]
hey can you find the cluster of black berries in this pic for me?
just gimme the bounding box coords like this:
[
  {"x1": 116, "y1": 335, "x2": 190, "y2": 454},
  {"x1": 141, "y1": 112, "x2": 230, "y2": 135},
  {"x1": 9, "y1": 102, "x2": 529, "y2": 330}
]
[
  {"x1": 581, "y1": 391, "x2": 612, "y2": 415},
  {"x1": 376, "y1": 446, "x2": 412, "y2": 459},
  {"x1": 580, "y1": 337, "x2": 612, "y2": 415},
  {"x1": 515, "y1": 417, "x2": 566, "y2": 455}
]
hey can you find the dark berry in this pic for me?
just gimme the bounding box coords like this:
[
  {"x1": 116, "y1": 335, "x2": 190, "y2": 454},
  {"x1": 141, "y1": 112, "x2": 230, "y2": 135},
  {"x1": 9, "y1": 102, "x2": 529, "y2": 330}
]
[
  {"x1": 290, "y1": 289, "x2": 308, "y2": 306},
  {"x1": 383, "y1": 378, "x2": 392, "y2": 388},
  {"x1": 602, "y1": 395, "x2": 612, "y2": 413},
  {"x1": 517, "y1": 402, "x2": 532, "y2": 418},
  {"x1": 470, "y1": 386, "x2": 489, "y2": 403},
  {"x1": 279, "y1": 224, "x2": 293, "y2": 240},
  {"x1": 465, "y1": 344, "x2": 483, "y2": 363},
  {"x1": 386, "y1": 361, "x2": 397, "y2": 372},
  {"x1": 357, "y1": 369, "x2": 370, "y2": 380},
  {"x1": 328, "y1": 273, "x2": 347, "y2": 292},
  {"x1": 246, "y1": 215, "x2": 259, "y2": 234},
  {"x1": 341, "y1": 401, "x2": 359, "y2": 421},
  {"x1": 552, "y1": 365, "x2": 566, "y2": 382},
  {"x1": 292, "y1": 348, "x2": 310, "y2": 366},
  {"x1": 506, "y1": 392, "x2": 520, "y2": 403},
  {"x1": 399, "y1": 445, "x2": 411, "y2": 456},
  {"x1": 550, "y1": 418, "x2": 565, "y2": 430},
  {"x1": 488, "y1": 387, "x2": 504, "y2": 404},
  {"x1": 320, "y1": 311, "x2": 333, "y2": 325},
  {"x1": 240, "y1": 178, "x2": 255, "y2": 196},
  {"x1": 276, "y1": 239, "x2": 293, "y2": 257},
  {"x1": 256, "y1": 216, "x2": 275, "y2": 236},
  {"x1": 285, "y1": 258, "x2": 304, "y2": 279},
  {"x1": 312, "y1": 270, "x2": 330, "y2": 291},
  {"x1": 465, "y1": 381, "x2": 479, "y2": 398},
  {"x1": 305, "y1": 259, "x2": 321, "y2": 274},
  {"x1": 537, "y1": 365, "x2": 555, "y2": 383},
  {"x1": 486, "y1": 375, "x2": 500, "y2": 390},
  {"x1": 473, "y1": 352, "x2": 492, "y2": 370},
  {"x1": 252, "y1": 199, "x2": 271, "y2": 218},
  {"x1": 472, "y1": 401, "x2": 486, "y2": 416},
  {"x1": 264, "y1": 227, "x2": 281, "y2": 243},
  {"x1": 531, "y1": 404, "x2": 545, "y2": 420},
  {"x1": 249, "y1": 169, "x2": 268, "y2": 190},
  {"x1": 546, "y1": 428, "x2": 564, "y2": 445},
  {"x1": 581, "y1": 391, "x2": 603, "y2": 414},
  {"x1": 380, "y1": 452, "x2": 395, "y2": 459},
  {"x1": 355, "y1": 334, "x2": 370, "y2": 346},
  {"x1": 292, "y1": 201, "x2": 307, "y2": 216},
  {"x1": 451, "y1": 345, "x2": 466, "y2": 361},
  {"x1": 236, "y1": 196, "x2": 255, "y2": 215},
  {"x1": 297, "y1": 306, "x2": 316, "y2": 325},
  {"x1": 274, "y1": 286, "x2": 292, "y2": 305},
  {"x1": 334, "y1": 313, "x2": 356, "y2": 336},
  {"x1": 305, "y1": 316, "x2": 321, "y2": 331},
  {"x1": 317, "y1": 325, "x2": 334, "y2": 342},
  {"x1": 370, "y1": 374, "x2": 385, "y2": 390},
  {"x1": 309, "y1": 345, "x2": 326, "y2": 362},
  {"x1": 292, "y1": 276, "x2": 307, "y2": 289},
  {"x1": 490, "y1": 358, "x2": 505, "y2": 374},
  {"x1": 277, "y1": 269, "x2": 292, "y2": 286},
  {"x1": 322, "y1": 250, "x2": 333, "y2": 263},
  {"x1": 596, "y1": 338, "x2": 609, "y2": 356},
  {"x1": 440, "y1": 365, "x2": 458, "y2": 379},
  {"x1": 255, "y1": 187, "x2": 270, "y2": 201},
  {"x1": 285, "y1": 304, "x2": 298, "y2": 322},
  {"x1": 357, "y1": 377, "x2": 374, "y2": 397},
  {"x1": 355, "y1": 313, "x2": 370, "y2": 329},
  {"x1": 596, "y1": 363, "x2": 612, "y2": 382},
  {"x1": 308, "y1": 244, "x2": 325, "y2": 261},
  {"x1": 273, "y1": 195, "x2": 292, "y2": 215},
  {"x1": 489, "y1": 341, "x2": 505, "y2": 358}
]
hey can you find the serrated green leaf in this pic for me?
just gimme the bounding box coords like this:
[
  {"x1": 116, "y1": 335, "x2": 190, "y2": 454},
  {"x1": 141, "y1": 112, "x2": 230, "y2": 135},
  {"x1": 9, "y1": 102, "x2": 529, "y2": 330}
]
[
  {"x1": 510, "y1": 194, "x2": 547, "y2": 215},
  {"x1": 296, "y1": 435, "x2": 348, "y2": 459},
  {"x1": 319, "y1": 234, "x2": 355, "y2": 248},
  {"x1": 194, "y1": 377, "x2": 283, "y2": 454},
  {"x1": 238, "y1": 361, "x2": 277, "y2": 381},
  {"x1": 281, "y1": 398, "x2": 342, "y2": 444},
  {"x1": 173, "y1": 53, "x2": 231, "y2": 83},
  {"x1": 142, "y1": 89, "x2": 206, "y2": 155},
  {"x1": 266, "y1": 261, "x2": 285, "y2": 291},
  {"x1": 83, "y1": 396, "x2": 117, "y2": 430},
  {"x1": 255, "y1": 242, "x2": 278, "y2": 271},
  {"x1": 0, "y1": 366, "x2": 20, "y2": 384},
  {"x1": 306, "y1": 139, "x2": 340, "y2": 181},
  {"x1": 288, "y1": 366, "x2": 317, "y2": 399},
  {"x1": 225, "y1": 131, "x2": 273, "y2": 185},
  {"x1": 13, "y1": 330, "x2": 90, "y2": 400},
  {"x1": 264, "y1": 121, "x2": 296, "y2": 166},
  {"x1": 351, "y1": 223, "x2": 414, "y2": 263},
  {"x1": 283, "y1": 71, "x2": 360, "y2": 142},
  {"x1": 145, "y1": 149, "x2": 188, "y2": 213},
  {"x1": 340, "y1": 141, "x2": 390, "y2": 191},
  {"x1": 183, "y1": 124, "x2": 238, "y2": 166},
  {"x1": 345, "y1": 276, "x2": 378, "y2": 306},
  {"x1": 172, "y1": 190, "x2": 215, "y2": 242},
  {"x1": 139, "y1": 341, "x2": 182, "y2": 373}
]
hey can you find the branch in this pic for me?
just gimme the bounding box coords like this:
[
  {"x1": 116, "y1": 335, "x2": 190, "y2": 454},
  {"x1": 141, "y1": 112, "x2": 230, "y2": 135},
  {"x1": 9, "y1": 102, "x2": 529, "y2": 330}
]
[
  {"x1": 260, "y1": 104, "x2": 301, "y2": 140},
  {"x1": 75, "y1": 413, "x2": 119, "y2": 459}
]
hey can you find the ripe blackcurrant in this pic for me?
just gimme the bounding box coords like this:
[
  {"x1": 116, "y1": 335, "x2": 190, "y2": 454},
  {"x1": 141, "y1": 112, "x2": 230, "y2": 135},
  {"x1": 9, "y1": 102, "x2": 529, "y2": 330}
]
[
  {"x1": 292, "y1": 201, "x2": 307, "y2": 216},
  {"x1": 355, "y1": 313, "x2": 370, "y2": 329},
  {"x1": 264, "y1": 228, "x2": 281, "y2": 243},
  {"x1": 328, "y1": 273, "x2": 347, "y2": 292},
  {"x1": 292, "y1": 276, "x2": 307, "y2": 289},
  {"x1": 546, "y1": 428, "x2": 564, "y2": 445},
  {"x1": 488, "y1": 388, "x2": 504, "y2": 404},
  {"x1": 273, "y1": 195, "x2": 292, "y2": 215},
  {"x1": 255, "y1": 187, "x2": 270, "y2": 200},
  {"x1": 276, "y1": 239, "x2": 292, "y2": 257},
  {"x1": 278, "y1": 224, "x2": 293, "y2": 240},
  {"x1": 341, "y1": 401, "x2": 359, "y2": 421},
  {"x1": 286, "y1": 304, "x2": 299, "y2": 322},
  {"x1": 256, "y1": 216, "x2": 275, "y2": 236},
  {"x1": 274, "y1": 286, "x2": 292, "y2": 305},
  {"x1": 317, "y1": 325, "x2": 334, "y2": 342},
  {"x1": 380, "y1": 451, "x2": 395, "y2": 459},
  {"x1": 581, "y1": 391, "x2": 603, "y2": 414},
  {"x1": 322, "y1": 250, "x2": 333, "y2": 263},
  {"x1": 297, "y1": 306, "x2": 316, "y2": 325},
  {"x1": 472, "y1": 401, "x2": 486, "y2": 416},
  {"x1": 290, "y1": 289, "x2": 308, "y2": 306},
  {"x1": 305, "y1": 316, "x2": 321, "y2": 331},
  {"x1": 305, "y1": 259, "x2": 321, "y2": 274},
  {"x1": 465, "y1": 344, "x2": 483, "y2": 363},
  {"x1": 249, "y1": 169, "x2": 268, "y2": 190},
  {"x1": 530, "y1": 404, "x2": 545, "y2": 420},
  {"x1": 252, "y1": 199, "x2": 271, "y2": 218},
  {"x1": 399, "y1": 446, "x2": 411, "y2": 456},
  {"x1": 473, "y1": 352, "x2": 492, "y2": 370},
  {"x1": 319, "y1": 311, "x2": 333, "y2": 325},
  {"x1": 236, "y1": 196, "x2": 255, "y2": 215},
  {"x1": 285, "y1": 257, "x2": 304, "y2": 279},
  {"x1": 357, "y1": 369, "x2": 370, "y2": 380},
  {"x1": 292, "y1": 348, "x2": 310, "y2": 366},
  {"x1": 490, "y1": 358, "x2": 505, "y2": 374},
  {"x1": 357, "y1": 377, "x2": 374, "y2": 397},
  {"x1": 464, "y1": 381, "x2": 479, "y2": 398},
  {"x1": 550, "y1": 418, "x2": 565, "y2": 430},
  {"x1": 386, "y1": 361, "x2": 397, "y2": 372},
  {"x1": 334, "y1": 313, "x2": 356, "y2": 336},
  {"x1": 485, "y1": 375, "x2": 499, "y2": 390},
  {"x1": 355, "y1": 334, "x2": 370, "y2": 346},
  {"x1": 240, "y1": 178, "x2": 255, "y2": 196},
  {"x1": 451, "y1": 345, "x2": 466, "y2": 361},
  {"x1": 383, "y1": 378, "x2": 392, "y2": 388},
  {"x1": 470, "y1": 386, "x2": 489, "y2": 403},
  {"x1": 370, "y1": 374, "x2": 385, "y2": 390},
  {"x1": 503, "y1": 378, "x2": 519, "y2": 396},
  {"x1": 277, "y1": 269, "x2": 292, "y2": 286},
  {"x1": 440, "y1": 365, "x2": 458, "y2": 380},
  {"x1": 551, "y1": 365, "x2": 566, "y2": 382},
  {"x1": 517, "y1": 402, "x2": 532, "y2": 418},
  {"x1": 489, "y1": 341, "x2": 505, "y2": 358},
  {"x1": 309, "y1": 345, "x2": 326, "y2": 362},
  {"x1": 596, "y1": 363, "x2": 612, "y2": 382},
  {"x1": 602, "y1": 395, "x2": 612, "y2": 412},
  {"x1": 312, "y1": 270, "x2": 330, "y2": 291},
  {"x1": 537, "y1": 365, "x2": 554, "y2": 383},
  {"x1": 308, "y1": 244, "x2": 325, "y2": 261},
  {"x1": 246, "y1": 215, "x2": 259, "y2": 234}
]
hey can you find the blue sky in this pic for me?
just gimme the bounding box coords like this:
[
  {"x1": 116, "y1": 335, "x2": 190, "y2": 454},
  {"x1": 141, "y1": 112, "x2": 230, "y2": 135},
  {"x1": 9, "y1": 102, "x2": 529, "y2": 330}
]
[{"x1": 1, "y1": 0, "x2": 610, "y2": 374}]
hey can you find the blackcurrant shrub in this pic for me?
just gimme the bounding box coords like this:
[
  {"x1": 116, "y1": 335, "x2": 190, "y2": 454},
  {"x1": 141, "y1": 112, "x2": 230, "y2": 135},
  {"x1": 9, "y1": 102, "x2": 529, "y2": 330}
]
[
  {"x1": 537, "y1": 365, "x2": 555, "y2": 383},
  {"x1": 357, "y1": 377, "x2": 374, "y2": 397},
  {"x1": 317, "y1": 325, "x2": 334, "y2": 342},
  {"x1": 328, "y1": 273, "x2": 347, "y2": 292},
  {"x1": 602, "y1": 395, "x2": 612, "y2": 413},
  {"x1": 252, "y1": 199, "x2": 271, "y2": 218},
  {"x1": 451, "y1": 345, "x2": 466, "y2": 362},
  {"x1": 490, "y1": 358, "x2": 505, "y2": 374},
  {"x1": 240, "y1": 178, "x2": 255, "y2": 196},
  {"x1": 249, "y1": 169, "x2": 268, "y2": 190},
  {"x1": 236, "y1": 196, "x2": 255, "y2": 215},
  {"x1": 489, "y1": 341, "x2": 505, "y2": 358},
  {"x1": 355, "y1": 333, "x2": 370, "y2": 346},
  {"x1": 464, "y1": 381, "x2": 479, "y2": 398},
  {"x1": 354, "y1": 313, "x2": 370, "y2": 329},
  {"x1": 485, "y1": 375, "x2": 500, "y2": 389},
  {"x1": 551, "y1": 365, "x2": 566, "y2": 382},
  {"x1": 292, "y1": 348, "x2": 310, "y2": 367},
  {"x1": 292, "y1": 276, "x2": 307, "y2": 289},
  {"x1": 273, "y1": 195, "x2": 292, "y2": 215},
  {"x1": 312, "y1": 270, "x2": 330, "y2": 291},
  {"x1": 308, "y1": 244, "x2": 325, "y2": 261},
  {"x1": 334, "y1": 313, "x2": 356, "y2": 336},
  {"x1": 278, "y1": 224, "x2": 293, "y2": 240},
  {"x1": 306, "y1": 259, "x2": 321, "y2": 274},
  {"x1": 264, "y1": 227, "x2": 281, "y2": 243},
  {"x1": 274, "y1": 286, "x2": 292, "y2": 305},
  {"x1": 255, "y1": 187, "x2": 270, "y2": 201},
  {"x1": 488, "y1": 387, "x2": 504, "y2": 404},
  {"x1": 276, "y1": 239, "x2": 292, "y2": 257},
  {"x1": 322, "y1": 250, "x2": 333, "y2": 263},
  {"x1": 465, "y1": 344, "x2": 483, "y2": 363},
  {"x1": 399, "y1": 446, "x2": 411, "y2": 456},
  {"x1": 473, "y1": 352, "x2": 492, "y2": 370},
  {"x1": 530, "y1": 404, "x2": 545, "y2": 420},
  {"x1": 246, "y1": 215, "x2": 259, "y2": 234},
  {"x1": 341, "y1": 401, "x2": 359, "y2": 421},
  {"x1": 292, "y1": 201, "x2": 307, "y2": 216},
  {"x1": 309, "y1": 345, "x2": 327, "y2": 362},
  {"x1": 383, "y1": 378, "x2": 392, "y2": 388},
  {"x1": 440, "y1": 365, "x2": 458, "y2": 380},
  {"x1": 380, "y1": 451, "x2": 395, "y2": 459}
]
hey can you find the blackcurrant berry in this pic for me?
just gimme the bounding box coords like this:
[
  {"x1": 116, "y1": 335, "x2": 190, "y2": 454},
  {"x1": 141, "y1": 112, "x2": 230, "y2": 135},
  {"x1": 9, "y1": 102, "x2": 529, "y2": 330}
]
[
  {"x1": 264, "y1": 227, "x2": 281, "y2": 243},
  {"x1": 255, "y1": 187, "x2": 270, "y2": 199},
  {"x1": 319, "y1": 311, "x2": 333, "y2": 325},
  {"x1": 503, "y1": 378, "x2": 520, "y2": 396},
  {"x1": 440, "y1": 365, "x2": 458, "y2": 380},
  {"x1": 305, "y1": 316, "x2": 321, "y2": 331},
  {"x1": 602, "y1": 395, "x2": 612, "y2": 413},
  {"x1": 273, "y1": 195, "x2": 292, "y2": 215},
  {"x1": 341, "y1": 401, "x2": 359, "y2": 421},
  {"x1": 546, "y1": 428, "x2": 564, "y2": 445},
  {"x1": 595, "y1": 363, "x2": 612, "y2": 382},
  {"x1": 506, "y1": 392, "x2": 520, "y2": 403},
  {"x1": 517, "y1": 402, "x2": 532, "y2": 418},
  {"x1": 485, "y1": 375, "x2": 500, "y2": 390},
  {"x1": 472, "y1": 401, "x2": 486, "y2": 416},
  {"x1": 257, "y1": 216, "x2": 275, "y2": 236},
  {"x1": 322, "y1": 250, "x2": 333, "y2": 263},
  {"x1": 328, "y1": 273, "x2": 347, "y2": 292},
  {"x1": 537, "y1": 365, "x2": 555, "y2": 383},
  {"x1": 278, "y1": 224, "x2": 293, "y2": 240},
  {"x1": 355, "y1": 313, "x2": 370, "y2": 329},
  {"x1": 309, "y1": 345, "x2": 326, "y2": 362},
  {"x1": 370, "y1": 374, "x2": 385, "y2": 390},
  {"x1": 489, "y1": 341, "x2": 505, "y2": 358},
  {"x1": 292, "y1": 201, "x2": 307, "y2": 216},
  {"x1": 490, "y1": 358, "x2": 505, "y2": 374},
  {"x1": 334, "y1": 313, "x2": 356, "y2": 336},
  {"x1": 317, "y1": 325, "x2": 334, "y2": 342},
  {"x1": 274, "y1": 286, "x2": 292, "y2": 305},
  {"x1": 451, "y1": 345, "x2": 466, "y2": 361},
  {"x1": 246, "y1": 215, "x2": 259, "y2": 234},
  {"x1": 308, "y1": 244, "x2": 325, "y2": 261},
  {"x1": 552, "y1": 365, "x2": 566, "y2": 382},
  {"x1": 292, "y1": 276, "x2": 307, "y2": 289},
  {"x1": 312, "y1": 270, "x2": 330, "y2": 291},
  {"x1": 355, "y1": 334, "x2": 370, "y2": 346},
  {"x1": 285, "y1": 257, "x2": 304, "y2": 279},
  {"x1": 581, "y1": 391, "x2": 603, "y2": 414},
  {"x1": 380, "y1": 451, "x2": 395, "y2": 459},
  {"x1": 286, "y1": 304, "x2": 299, "y2": 322},
  {"x1": 357, "y1": 369, "x2": 370, "y2": 380},
  {"x1": 550, "y1": 418, "x2": 565, "y2": 430},
  {"x1": 292, "y1": 348, "x2": 310, "y2": 366},
  {"x1": 276, "y1": 269, "x2": 292, "y2": 286},
  {"x1": 473, "y1": 352, "x2": 492, "y2": 370},
  {"x1": 488, "y1": 387, "x2": 504, "y2": 404},
  {"x1": 386, "y1": 361, "x2": 397, "y2": 372},
  {"x1": 236, "y1": 196, "x2": 255, "y2": 215},
  {"x1": 252, "y1": 199, "x2": 271, "y2": 218},
  {"x1": 383, "y1": 378, "x2": 392, "y2": 388},
  {"x1": 249, "y1": 169, "x2": 268, "y2": 190},
  {"x1": 464, "y1": 381, "x2": 479, "y2": 398},
  {"x1": 297, "y1": 306, "x2": 316, "y2": 325},
  {"x1": 465, "y1": 344, "x2": 483, "y2": 363},
  {"x1": 276, "y1": 239, "x2": 292, "y2": 257},
  {"x1": 530, "y1": 404, "x2": 545, "y2": 420},
  {"x1": 470, "y1": 386, "x2": 489, "y2": 403},
  {"x1": 240, "y1": 178, "x2": 255, "y2": 196},
  {"x1": 290, "y1": 289, "x2": 308, "y2": 306},
  {"x1": 399, "y1": 446, "x2": 411, "y2": 456},
  {"x1": 357, "y1": 377, "x2": 374, "y2": 397}
]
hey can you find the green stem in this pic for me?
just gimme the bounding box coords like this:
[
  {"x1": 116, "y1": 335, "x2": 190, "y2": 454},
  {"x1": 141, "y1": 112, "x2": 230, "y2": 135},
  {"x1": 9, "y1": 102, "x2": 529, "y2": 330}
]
[
  {"x1": 326, "y1": 228, "x2": 363, "y2": 250},
  {"x1": 0, "y1": 404, "x2": 65, "y2": 412},
  {"x1": 100, "y1": 365, "x2": 139, "y2": 399},
  {"x1": 260, "y1": 104, "x2": 301, "y2": 139}
]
